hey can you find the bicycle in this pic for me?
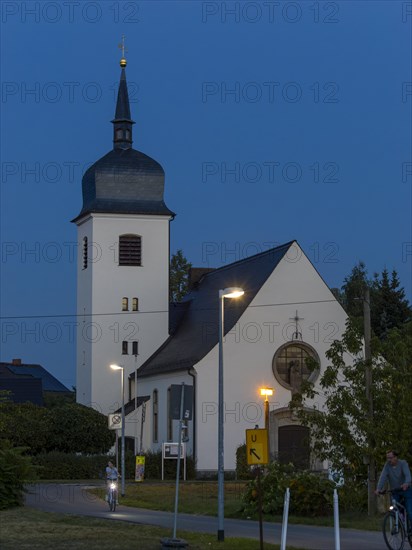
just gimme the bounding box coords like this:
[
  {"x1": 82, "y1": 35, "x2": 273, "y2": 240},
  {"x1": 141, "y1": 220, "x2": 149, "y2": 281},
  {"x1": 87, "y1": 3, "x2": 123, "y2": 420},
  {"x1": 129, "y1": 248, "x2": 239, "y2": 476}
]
[
  {"x1": 107, "y1": 480, "x2": 118, "y2": 512},
  {"x1": 380, "y1": 489, "x2": 412, "y2": 550}
]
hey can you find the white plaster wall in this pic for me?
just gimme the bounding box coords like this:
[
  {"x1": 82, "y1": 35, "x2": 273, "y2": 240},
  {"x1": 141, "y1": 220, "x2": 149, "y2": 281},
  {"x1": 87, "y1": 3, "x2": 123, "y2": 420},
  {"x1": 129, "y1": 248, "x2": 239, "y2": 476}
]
[
  {"x1": 194, "y1": 243, "x2": 349, "y2": 471},
  {"x1": 76, "y1": 213, "x2": 171, "y2": 414}
]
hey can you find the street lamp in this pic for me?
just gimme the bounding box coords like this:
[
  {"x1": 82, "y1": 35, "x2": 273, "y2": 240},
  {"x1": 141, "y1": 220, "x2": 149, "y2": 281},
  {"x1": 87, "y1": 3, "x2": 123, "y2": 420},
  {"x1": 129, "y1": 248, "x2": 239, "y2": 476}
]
[
  {"x1": 260, "y1": 387, "x2": 274, "y2": 431},
  {"x1": 218, "y1": 286, "x2": 244, "y2": 542},
  {"x1": 110, "y1": 363, "x2": 125, "y2": 497}
]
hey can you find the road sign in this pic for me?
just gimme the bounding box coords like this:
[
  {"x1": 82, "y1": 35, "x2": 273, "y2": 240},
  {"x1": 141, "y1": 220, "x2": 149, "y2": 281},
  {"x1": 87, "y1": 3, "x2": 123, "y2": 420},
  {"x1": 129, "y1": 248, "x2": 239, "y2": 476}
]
[
  {"x1": 108, "y1": 413, "x2": 122, "y2": 430},
  {"x1": 246, "y1": 428, "x2": 269, "y2": 465}
]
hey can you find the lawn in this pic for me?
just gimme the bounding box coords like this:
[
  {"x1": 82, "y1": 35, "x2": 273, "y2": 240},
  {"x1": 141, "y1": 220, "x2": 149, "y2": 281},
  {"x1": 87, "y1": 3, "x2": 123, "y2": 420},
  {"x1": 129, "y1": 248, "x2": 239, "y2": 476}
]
[{"x1": 0, "y1": 507, "x2": 307, "y2": 550}]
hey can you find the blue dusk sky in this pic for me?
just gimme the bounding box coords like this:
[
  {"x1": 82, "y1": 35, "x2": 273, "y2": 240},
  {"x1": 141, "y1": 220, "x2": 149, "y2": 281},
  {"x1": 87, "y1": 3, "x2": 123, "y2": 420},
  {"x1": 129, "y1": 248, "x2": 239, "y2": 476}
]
[{"x1": 1, "y1": 1, "x2": 411, "y2": 389}]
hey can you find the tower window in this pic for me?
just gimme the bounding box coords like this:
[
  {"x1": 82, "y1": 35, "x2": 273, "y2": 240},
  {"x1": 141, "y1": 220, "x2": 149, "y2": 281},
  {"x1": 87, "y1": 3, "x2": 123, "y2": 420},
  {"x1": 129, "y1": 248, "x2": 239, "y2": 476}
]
[
  {"x1": 82, "y1": 237, "x2": 88, "y2": 269},
  {"x1": 119, "y1": 234, "x2": 142, "y2": 266},
  {"x1": 115, "y1": 129, "x2": 122, "y2": 140},
  {"x1": 122, "y1": 341, "x2": 128, "y2": 355},
  {"x1": 132, "y1": 341, "x2": 138, "y2": 356},
  {"x1": 122, "y1": 297, "x2": 129, "y2": 311},
  {"x1": 132, "y1": 298, "x2": 139, "y2": 311}
]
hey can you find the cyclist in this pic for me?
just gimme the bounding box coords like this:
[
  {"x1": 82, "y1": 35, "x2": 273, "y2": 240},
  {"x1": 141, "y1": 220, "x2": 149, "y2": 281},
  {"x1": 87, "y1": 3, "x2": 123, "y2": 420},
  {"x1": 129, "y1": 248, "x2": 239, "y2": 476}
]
[
  {"x1": 375, "y1": 450, "x2": 412, "y2": 534},
  {"x1": 105, "y1": 461, "x2": 118, "y2": 499}
]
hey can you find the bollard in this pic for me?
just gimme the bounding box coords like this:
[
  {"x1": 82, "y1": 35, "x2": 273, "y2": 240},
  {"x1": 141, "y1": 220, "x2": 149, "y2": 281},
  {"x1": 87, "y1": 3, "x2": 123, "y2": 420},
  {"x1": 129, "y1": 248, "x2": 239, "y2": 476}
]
[
  {"x1": 280, "y1": 487, "x2": 290, "y2": 550},
  {"x1": 333, "y1": 488, "x2": 341, "y2": 550}
]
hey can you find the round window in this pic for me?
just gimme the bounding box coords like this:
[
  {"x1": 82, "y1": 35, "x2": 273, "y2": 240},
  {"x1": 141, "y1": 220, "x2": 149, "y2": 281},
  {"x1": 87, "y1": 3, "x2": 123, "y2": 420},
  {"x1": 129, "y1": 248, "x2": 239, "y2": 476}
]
[{"x1": 272, "y1": 342, "x2": 320, "y2": 392}]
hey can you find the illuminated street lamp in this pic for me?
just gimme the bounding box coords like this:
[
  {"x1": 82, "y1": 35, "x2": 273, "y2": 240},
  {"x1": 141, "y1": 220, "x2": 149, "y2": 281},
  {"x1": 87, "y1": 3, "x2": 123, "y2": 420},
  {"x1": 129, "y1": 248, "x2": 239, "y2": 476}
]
[
  {"x1": 260, "y1": 387, "x2": 273, "y2": 459},
  {"x1": 260, "y1": 387, "x2": 273, "y2": 430},
  {"x1": 218, "y1": 287, "x2": 244, "y2": 542},
  {"x1": 110, "y1": 363, "x2": 125, "y2": 497}
]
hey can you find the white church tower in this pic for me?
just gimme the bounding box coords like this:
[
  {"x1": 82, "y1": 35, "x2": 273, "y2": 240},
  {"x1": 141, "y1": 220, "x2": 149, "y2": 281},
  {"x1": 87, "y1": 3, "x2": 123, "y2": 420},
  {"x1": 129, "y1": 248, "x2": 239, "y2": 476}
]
[{"x1": 72, "y1": 52, "x2": 174, "y2": 415}]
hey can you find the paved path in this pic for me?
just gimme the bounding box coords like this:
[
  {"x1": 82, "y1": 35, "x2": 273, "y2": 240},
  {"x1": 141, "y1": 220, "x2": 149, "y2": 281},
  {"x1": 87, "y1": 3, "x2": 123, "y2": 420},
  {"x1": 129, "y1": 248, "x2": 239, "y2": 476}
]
[{"x1": 25, "y1": 483, "x2": 387, "y2": 549}]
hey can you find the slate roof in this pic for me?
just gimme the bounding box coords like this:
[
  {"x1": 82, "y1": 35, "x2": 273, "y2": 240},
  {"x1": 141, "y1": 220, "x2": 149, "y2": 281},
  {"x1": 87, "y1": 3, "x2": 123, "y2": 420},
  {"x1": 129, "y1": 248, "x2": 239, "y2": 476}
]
[
  {"x1": 137, "y1": 241, "x2": 295, "y2": 378},
  {"x1": 73, "y1": 65, "x2": 174, "y2": 222},
  {"x1": 0, "y1": 377, "x2": 43, "y2": 406},
  {"x1": 0, "y1": 362, "x2": 71, "y2": 393}
]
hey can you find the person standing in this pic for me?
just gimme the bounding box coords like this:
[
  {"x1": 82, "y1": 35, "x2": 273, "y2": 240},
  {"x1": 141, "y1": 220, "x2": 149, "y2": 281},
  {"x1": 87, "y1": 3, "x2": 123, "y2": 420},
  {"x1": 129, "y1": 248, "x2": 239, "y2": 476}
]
[{"x1": 376, "y1": 450, "x2": 412, "y2": 533}]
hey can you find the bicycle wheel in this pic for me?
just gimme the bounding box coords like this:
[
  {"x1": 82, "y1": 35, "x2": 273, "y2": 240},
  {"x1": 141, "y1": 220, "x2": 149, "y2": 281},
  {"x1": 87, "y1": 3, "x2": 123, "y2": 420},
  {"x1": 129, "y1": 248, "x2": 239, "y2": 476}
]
[
  {"x1": 108, "y1": 490, "x2": 114, "y2": 512},
  {"x1": 112, "y1": 490, "x2": 117, "y2": 512},
  {"x1": 383, "y1": 512, "x2": 406, "y2": 550}
]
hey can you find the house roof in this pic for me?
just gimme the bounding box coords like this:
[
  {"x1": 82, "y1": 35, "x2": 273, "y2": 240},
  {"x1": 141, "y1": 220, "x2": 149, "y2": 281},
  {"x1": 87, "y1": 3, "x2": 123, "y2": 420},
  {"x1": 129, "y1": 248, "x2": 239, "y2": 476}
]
[
  {"x1": 137, "y1": 241, "x2": 295, "y2": 378},
  {"x1": 0, "y1": 377, "x2": 43, "y2": 405},
  {"x1": 0, "y1": 362, "x2": 71, "y2": 393}
]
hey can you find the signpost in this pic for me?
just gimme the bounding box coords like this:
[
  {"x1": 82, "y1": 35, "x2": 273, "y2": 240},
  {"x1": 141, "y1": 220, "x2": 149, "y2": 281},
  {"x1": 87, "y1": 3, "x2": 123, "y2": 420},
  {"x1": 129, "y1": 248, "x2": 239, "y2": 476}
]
[{"x1": 246, "y1": 428, "x2": 269, "y2": 550}]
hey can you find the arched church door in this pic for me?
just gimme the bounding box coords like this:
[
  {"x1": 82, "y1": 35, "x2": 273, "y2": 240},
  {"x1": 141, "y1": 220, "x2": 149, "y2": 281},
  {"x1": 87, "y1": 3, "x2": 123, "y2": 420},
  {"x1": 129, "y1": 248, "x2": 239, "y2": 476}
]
[{"x1": 278, "y1": 425, "x2": 310, "y2": 469}]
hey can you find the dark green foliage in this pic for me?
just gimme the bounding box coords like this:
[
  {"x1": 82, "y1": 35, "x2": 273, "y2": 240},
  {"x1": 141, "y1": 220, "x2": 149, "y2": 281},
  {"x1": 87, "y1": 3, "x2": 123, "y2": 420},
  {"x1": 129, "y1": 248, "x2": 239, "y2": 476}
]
[
  {"x1": 290, "y1": 320, "x2": 412, "y2": 477},
  {"x1": 339, "y1": 262, "x2": 411, "y2": 341},
  {"x1": 0, "y1": 441, "x2": 37, "y2": 509},
  {"x1": 0, "y1": 402, "x2": 115, "y2": 455},
  {"x1": 0, "y1": 403, "x2": 52, "y2": 454},
  {"x1": 169, "y1": 249, "x2": 192, "y2": 302},
  {"x1": 32, "y1": 453, "x2": 112, "y2": 480},
  {"x1": 48, "y1": 403, "x2": 115, "y2": 454},
  {"x1": 241, "y1": 462, "x2": 335, "y2": 517},
  {"x1": 236, "y1": 444, "x2": 251, "y2": 480}
]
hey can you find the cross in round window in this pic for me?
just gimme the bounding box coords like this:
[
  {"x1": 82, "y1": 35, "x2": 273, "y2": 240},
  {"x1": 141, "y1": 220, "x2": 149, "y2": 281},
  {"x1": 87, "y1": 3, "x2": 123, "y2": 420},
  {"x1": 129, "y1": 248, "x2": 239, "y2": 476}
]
[{"x1": 272, "y1": 342, "x2": 320, "y2": 393}]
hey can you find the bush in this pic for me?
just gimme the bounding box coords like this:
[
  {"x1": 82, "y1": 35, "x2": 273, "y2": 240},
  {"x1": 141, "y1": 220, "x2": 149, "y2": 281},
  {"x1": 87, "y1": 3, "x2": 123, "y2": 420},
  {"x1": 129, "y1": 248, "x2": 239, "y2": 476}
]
[
  {"x1": 31, "y1": 450, "x2": 196, "y2": 481},
  {"x1": 236, "y1": 444, "x2": 252, "y2": 480},
  {"x1": 32, "y1": 452, "x2": 112, "y2": 480},
  {"x1": 0, "y1": 441, "x2": 37, "y2": 509},
  {"x1": 241, "y1": 462, "x2": 336, "y2": 517}
]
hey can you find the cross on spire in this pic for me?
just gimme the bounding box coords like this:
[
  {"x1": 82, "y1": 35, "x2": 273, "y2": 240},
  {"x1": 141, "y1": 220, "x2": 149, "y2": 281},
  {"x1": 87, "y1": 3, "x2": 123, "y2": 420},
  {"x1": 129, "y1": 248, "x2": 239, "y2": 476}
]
[
  {"x1": 289, "y1": 310, "x2": 303, "y2": 340},
  {"x1": 118, "y1": 35, "x2": 127, "y2": 67}
]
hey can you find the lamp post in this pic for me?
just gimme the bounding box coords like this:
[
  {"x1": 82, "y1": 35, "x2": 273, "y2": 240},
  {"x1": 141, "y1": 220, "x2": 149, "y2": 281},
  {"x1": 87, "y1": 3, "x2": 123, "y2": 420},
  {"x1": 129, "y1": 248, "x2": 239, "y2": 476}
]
[
  {"x1": 110, "y1": 364, "x2": 125, "y2": 497},
  {"x1": 260, "y1": 388, "x2": 273, "y2": 430},
  {"x1": 218, "y1": 287, "x2": 244, "y2": 542}
]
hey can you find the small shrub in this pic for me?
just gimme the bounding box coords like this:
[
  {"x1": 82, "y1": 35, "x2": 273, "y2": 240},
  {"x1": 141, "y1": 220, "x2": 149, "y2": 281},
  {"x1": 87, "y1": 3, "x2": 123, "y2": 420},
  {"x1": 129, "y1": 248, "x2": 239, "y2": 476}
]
[
  {"x1": 236, "y1": 444, "x2": 252, "y2": 480},
  {"x1": 241, "y1": 462, "x2": 335, "y2": 517},
  {"x1": 0, "y1": 441, "x2": 37, "y2": 509}
]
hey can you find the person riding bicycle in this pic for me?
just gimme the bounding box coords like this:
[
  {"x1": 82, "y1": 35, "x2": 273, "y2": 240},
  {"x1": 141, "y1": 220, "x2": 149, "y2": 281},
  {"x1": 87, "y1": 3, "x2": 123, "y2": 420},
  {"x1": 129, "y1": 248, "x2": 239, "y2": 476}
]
[
  {"x1": 375, "y1": 449, "x2": 412, "y2": 534},
  {"x1": 105, "y1": 461, "x2": 118, "y2": 498}
]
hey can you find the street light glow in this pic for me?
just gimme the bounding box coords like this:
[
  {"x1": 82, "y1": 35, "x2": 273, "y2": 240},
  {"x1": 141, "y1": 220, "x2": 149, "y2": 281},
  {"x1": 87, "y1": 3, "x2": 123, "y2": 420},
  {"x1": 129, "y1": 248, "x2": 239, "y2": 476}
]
[
  {"x1": 110, "y1": 364, "x2": 123, "y2": 371},
  {"x1": 260, "y1": 387, "x2": 274, "y2": 398},
  {"x1": 220, "y1": 287, "x2": 245, "y2": 299}
]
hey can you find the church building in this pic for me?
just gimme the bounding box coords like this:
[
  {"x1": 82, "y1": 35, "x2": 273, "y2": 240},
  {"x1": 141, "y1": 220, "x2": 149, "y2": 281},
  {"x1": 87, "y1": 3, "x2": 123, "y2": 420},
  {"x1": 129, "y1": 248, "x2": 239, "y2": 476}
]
[{"x1": 73, "y1": 54, "x2": 349, "y2": 475}]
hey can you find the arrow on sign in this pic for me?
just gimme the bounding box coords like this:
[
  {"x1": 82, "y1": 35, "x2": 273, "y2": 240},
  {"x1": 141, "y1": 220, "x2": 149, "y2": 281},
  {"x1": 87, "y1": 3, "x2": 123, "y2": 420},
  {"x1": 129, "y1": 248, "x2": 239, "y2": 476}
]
[{"x1": 250, "y1": 448, "x2": 261, "y2": 460}]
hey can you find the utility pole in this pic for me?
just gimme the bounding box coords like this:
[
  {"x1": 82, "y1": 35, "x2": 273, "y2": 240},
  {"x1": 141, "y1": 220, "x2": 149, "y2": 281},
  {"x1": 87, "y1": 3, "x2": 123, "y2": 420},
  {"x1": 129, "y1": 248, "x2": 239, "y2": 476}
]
[{"x1": 364, "y1": 287, "x2": 375, "y2": 515}]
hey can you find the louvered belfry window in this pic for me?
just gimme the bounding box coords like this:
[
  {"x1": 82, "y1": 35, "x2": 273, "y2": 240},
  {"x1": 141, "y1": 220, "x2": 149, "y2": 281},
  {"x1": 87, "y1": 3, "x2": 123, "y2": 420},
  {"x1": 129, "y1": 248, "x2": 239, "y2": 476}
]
[{"x1": 119, "y1": 234, "x2": 142, "y2": 266}]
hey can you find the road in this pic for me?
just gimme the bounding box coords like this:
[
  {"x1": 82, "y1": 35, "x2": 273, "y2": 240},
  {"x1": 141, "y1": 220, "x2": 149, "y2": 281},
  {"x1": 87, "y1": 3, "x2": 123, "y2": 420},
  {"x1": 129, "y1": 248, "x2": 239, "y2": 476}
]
[{"x1": 25, "y1": 483, "x2": 387, "y2": 549}]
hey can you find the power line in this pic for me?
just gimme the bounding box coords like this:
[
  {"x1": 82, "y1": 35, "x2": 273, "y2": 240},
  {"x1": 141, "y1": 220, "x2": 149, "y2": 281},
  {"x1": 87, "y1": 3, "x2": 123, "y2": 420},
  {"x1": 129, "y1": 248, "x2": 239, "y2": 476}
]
[{"x1": 0, "y1": 298, "x2": 339, "y2": 321}]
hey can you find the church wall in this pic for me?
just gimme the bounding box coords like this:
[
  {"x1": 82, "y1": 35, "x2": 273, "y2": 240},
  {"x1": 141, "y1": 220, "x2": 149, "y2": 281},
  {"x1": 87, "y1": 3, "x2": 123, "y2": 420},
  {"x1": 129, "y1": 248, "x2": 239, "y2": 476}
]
[{"x1": 193, "y1": 243, "x2": 349, "y2": 472}]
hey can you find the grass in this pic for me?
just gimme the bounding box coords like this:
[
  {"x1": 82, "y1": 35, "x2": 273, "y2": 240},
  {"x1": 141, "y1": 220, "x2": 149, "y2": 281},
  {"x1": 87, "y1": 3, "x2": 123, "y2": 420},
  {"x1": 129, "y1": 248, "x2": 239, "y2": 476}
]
[
  {"x1": 89, "y1": 480, "x2": 383, "y2": 532},
  {"x1": 0, "y1": 507, "x2": 307, "y2": 550}
]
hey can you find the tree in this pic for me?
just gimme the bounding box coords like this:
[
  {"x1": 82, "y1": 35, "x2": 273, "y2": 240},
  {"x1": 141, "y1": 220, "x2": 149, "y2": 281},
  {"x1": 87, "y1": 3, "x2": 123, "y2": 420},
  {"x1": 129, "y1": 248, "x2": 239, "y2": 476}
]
[
  {"x1": 48, "y1": 403, "x2": 114, "y2": 454},
  {"x1": 371, "y1": 269, "x2": 411, "y2": 340},
  {"x1": 169, "y1": 249, "x2": 192, "y2": 302},
  {"x1": 339, "y1": 262, "x2": 411, "y2": 340},
  {"x1": 290, "y1": 320, "x2": 412, "y2": 478},
  {"x1": 0, "y1": 402, "x2": 114, "y2": 455}
]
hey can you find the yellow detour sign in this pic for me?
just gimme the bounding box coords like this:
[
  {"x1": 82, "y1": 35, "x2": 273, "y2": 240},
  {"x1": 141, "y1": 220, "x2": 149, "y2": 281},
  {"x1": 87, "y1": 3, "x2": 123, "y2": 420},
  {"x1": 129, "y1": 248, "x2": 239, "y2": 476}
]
[{"x1": 246, "y1": 428, "x2": 269, "y2": 465}]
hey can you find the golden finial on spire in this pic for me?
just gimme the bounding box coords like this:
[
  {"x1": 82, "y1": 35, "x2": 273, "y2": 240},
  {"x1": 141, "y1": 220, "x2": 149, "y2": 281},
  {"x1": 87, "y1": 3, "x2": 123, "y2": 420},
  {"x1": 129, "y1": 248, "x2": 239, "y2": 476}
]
[{"x1": 118, "y1": 34, "x2": 127, "y2": 67}]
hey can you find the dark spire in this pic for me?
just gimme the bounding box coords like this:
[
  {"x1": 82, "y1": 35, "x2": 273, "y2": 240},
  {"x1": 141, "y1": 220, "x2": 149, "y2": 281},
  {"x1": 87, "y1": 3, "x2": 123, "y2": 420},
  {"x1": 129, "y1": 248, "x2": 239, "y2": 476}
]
[{"x1": 111, "y1": 55, "x2": 135, "y2": 150}]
